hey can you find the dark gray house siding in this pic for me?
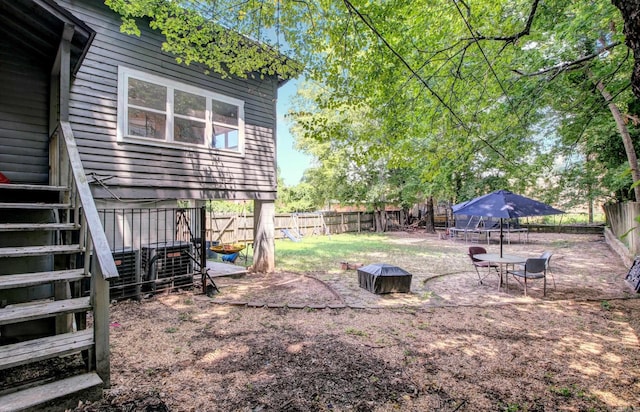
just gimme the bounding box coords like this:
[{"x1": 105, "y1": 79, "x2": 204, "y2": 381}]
[
  {"x1": 57, "y1": 0, "x2": 279, "y2": 201},
  {"x1": 0, "y1": 30, "x2": 50, "y2": 184}
]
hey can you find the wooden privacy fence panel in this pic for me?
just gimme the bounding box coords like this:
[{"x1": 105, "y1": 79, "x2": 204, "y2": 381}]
[
  {"x1": 91, "y1": 209, "x2": 397, "y2": 251},
  {"x1": 603, "y1": 202, "x2": 640, "y2": 256},
  {"x1": 322, "y1": 212, "x2": 375, "y2": 234},
  {"x1": 273, "y1": 213, "x2": 327, "y2": 237},
  {"x1": 206, "y1": 213, "x2": 252, "y2": 245},
  {"x1": 205, "y1": 211, "x2": 379, "y2": 245}
]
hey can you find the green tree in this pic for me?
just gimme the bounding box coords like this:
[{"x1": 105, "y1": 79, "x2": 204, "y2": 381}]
[
  {"x1": 105, "y1": 0, "x2": 302, "y2": 79},
  {"x1": 288, "y1": 80, "x2": 425, "y2": 230},
  {"x1": 108, "y1": 0, "x2": 640, "y2": 207},
  {"x1": 276, "y1": 181, "x2": 317, "y2": 213},
  {"x1": 281, "y1": 0, "x2": 634, "y2": 205}
]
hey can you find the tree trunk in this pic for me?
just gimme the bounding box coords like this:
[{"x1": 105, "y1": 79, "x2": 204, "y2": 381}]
[
  {"x1": 594, "y1": 78, "x2": 640, "y2": 201},
  {"x1": 424, "y1": 197, "x2": 436, "y2": 233},
  {"x1": 612, "y1": 0, "x2": 640, "y2": 98},
  {"x1": 253, "y1": 200, "x2": 275, "y2": 273},
  {"x1": 374, "y1": 208, "x2": 382, "y2": 232},
  {"x1": 374, "y1": 207, "x2": 388, "y2": 232}
]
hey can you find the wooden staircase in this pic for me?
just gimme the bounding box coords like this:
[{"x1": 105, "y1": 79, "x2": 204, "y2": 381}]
[{"x1": 0, "y1": 183, "x2": 106, "y2": 411}]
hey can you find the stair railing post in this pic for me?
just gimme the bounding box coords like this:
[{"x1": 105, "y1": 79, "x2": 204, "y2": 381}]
[
  {"x1": 89, "y1": 236, "x2": 111, "y2": 386},
  {"x1": 79, "y1": 211, "x2": 88, "y2": 259},
  {"x1": 49, "y1": 129, "x2": 60, "y2": 187}
]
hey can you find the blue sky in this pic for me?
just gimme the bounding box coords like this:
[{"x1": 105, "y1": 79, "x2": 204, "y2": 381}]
[{"x1": 276, "y1": 79, "x2": 313, "y2": 186}]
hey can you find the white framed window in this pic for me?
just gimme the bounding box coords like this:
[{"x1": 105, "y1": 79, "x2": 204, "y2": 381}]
[{"x1": 117, "y1": 66, "x2": 244, "y2": 153}]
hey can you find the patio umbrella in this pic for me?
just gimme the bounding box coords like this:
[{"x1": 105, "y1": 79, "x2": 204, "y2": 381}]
[{"x1": 452, "y1": 190, "x2": 564, "y2": 256}]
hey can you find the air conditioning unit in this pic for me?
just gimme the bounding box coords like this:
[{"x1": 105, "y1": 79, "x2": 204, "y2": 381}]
[
  {"x1": 141, "y1": 241, "x2": 194, "y2": 292},
  {"x1": 110, "y1": 248, "x2": 141, "y2": 301}
]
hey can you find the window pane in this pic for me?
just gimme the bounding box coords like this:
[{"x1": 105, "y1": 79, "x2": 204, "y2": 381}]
[
  {"x1": 128, "y1": 78, "x2": 166, "y2": 111},
  {"x1": 212, "y1": 100, "x2": 238, "y2": 125},
  {"x1": 128, "y1": 108, "x2": 166, "y2": 139},
  {"x1": 175, "y1": 117, "x2": 205, "y2": 145},
  {"x1": 212, "y1": 124, "x2": 239, "y2": 150},
  {"x1": 175, "y1": 90, "x2": 206, "y2": 119}
]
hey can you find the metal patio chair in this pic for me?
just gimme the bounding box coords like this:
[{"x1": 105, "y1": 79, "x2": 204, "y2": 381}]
[
  {"x1": 467, "y1": 246, "x2": 499, "y2": 285},
  {"x1": 507, "y1": 257, "x2": 547, "y2": 296}
]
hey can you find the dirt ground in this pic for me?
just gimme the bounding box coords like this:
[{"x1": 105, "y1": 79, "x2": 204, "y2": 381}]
[{"x1": 72, "y1": 231, "x2": 640, "y2": 411}]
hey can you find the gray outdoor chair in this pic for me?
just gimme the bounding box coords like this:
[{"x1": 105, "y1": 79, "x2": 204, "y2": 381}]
[
  {"x1": 507, "y1": 257, "x2": 548, "y2": 296},
  {"x1": 516, "y1": 251, "x2": 555, "y2": 289},
  {"x1": 539, "y1": 251, "x2": 556, "y2": 289}
]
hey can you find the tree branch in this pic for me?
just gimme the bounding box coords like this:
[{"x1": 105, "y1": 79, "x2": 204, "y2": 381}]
[
  {"x1": 340, "y1": 0, "x2": 512, "y2": 163},
  {"x1": 469, "y1": 0, "x2": 540, "y2": 44},
  {"x1": 512, "y1": 42, "x2": 622, "y2": 78},
  {"x1": 412, "y1": 0, "x2": 540, "y2": 88},
  {"x1": 340, "y1": 1, "x2": 465, "y2": 128}
]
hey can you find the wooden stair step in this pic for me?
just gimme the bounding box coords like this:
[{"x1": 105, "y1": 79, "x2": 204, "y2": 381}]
[
  {"x1": 0, "y1": 329, "x2": 94, "y2": 370},
  {"x1": 0, "y1": 297, "x2": 91, "y2": 326},
  {"x1": 0, "y1": 223, "x2": 78, "y2": 232},
  {"x1": 0, "y1": 372, "x2": 102, "y2": 412},
  {"x1": 0, "y1": 202, "x2": 71, "y2": 210},
  {"x1": 0, "y1": 269, "x2": 87, "y2": 290},
  {"x1": 0, "y1": 245, "x2": 83, "y2": 258}
]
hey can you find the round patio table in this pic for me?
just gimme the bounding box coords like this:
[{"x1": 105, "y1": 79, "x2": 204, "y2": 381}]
[{"x1": 472, "y1": 253, "x2": 526, "y2": 292}]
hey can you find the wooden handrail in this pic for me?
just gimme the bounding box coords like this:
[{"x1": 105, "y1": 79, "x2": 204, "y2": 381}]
[{"x1": 58, "y1": 121, "x2": 119, "y2": 280}]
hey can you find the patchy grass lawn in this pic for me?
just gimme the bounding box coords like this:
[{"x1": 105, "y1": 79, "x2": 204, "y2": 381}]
[{"x1": 73, "y1": 231, "x2": 640, "y2": 411}]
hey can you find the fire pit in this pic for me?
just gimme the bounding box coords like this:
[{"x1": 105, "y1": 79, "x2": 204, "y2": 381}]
[{"x1": 357, "y1": 263, "x2": 412, "y2": 294}]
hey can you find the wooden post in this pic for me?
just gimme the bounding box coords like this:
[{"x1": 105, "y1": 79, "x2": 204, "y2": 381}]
[
  {"x1": 59, "y1": 24, "x2": 73, "y2": 122},
  {"x1": 61, "y1": 26, "x2": 73, "y2": 190},
  {"x1": 253, "y1": 200, "x2": 275, "y2": 273},
  {"x1": 93, "y1": 262, "x2": 111, "y2": 386},
  {"x1": 49, "y1": 24, "x2": 73, "y2": 186}
]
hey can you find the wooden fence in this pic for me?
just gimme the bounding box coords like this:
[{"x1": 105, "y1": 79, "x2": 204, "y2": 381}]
[
  {"x1": 205, "y1": 210, "x2": 403, "y2": 245},
  {"x1": 603, "y1": 202, "x2": 640, "y2": 256},
  {"x1": 95, "y1": 208, "x2": 404, "y2": 300},
  {"x1": 98, "y1": 208, "x2": 402, "y2": 251}
]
